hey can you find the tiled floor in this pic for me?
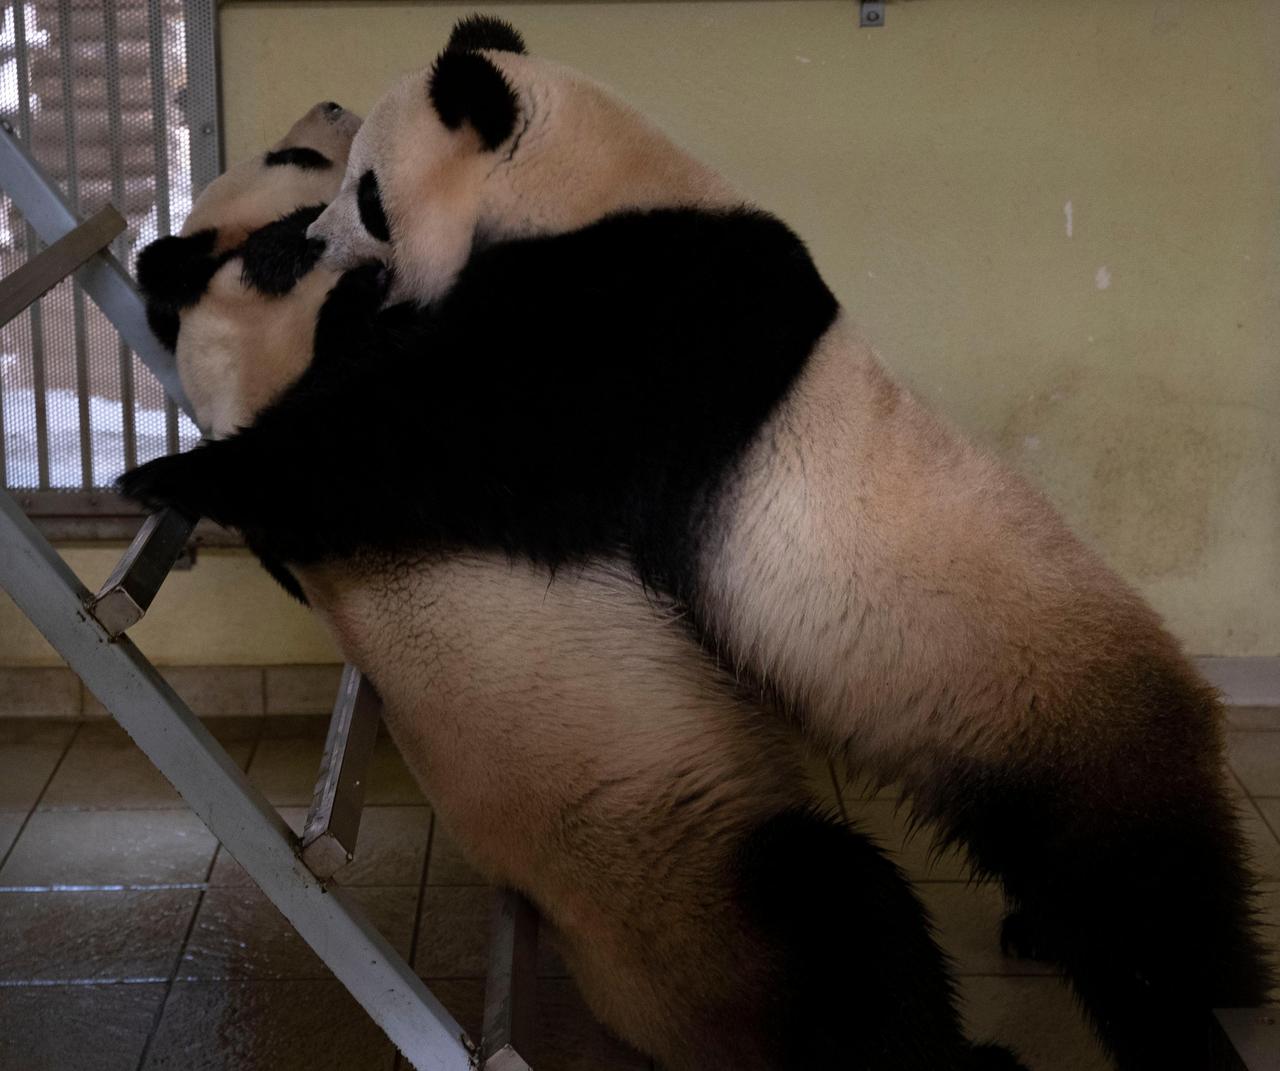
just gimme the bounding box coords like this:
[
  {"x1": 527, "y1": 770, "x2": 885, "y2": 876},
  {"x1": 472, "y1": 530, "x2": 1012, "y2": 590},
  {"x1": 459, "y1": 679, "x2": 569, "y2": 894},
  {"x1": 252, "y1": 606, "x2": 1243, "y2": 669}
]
[{"x1": 1, "y1": 709, "x2": 1277, "y2": 1070}]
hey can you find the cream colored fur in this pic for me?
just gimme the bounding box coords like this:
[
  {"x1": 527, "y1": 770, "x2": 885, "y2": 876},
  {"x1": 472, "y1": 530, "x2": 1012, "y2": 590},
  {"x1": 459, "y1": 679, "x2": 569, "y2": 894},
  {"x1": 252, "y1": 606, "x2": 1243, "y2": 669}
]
[
  {"x1": 310, "y1": 53, "x2": 738, "y2": 303},
  {"x1": 312, "y1": 47, "x2": 1220, "y2": 791},
  {"x1": 183, "y1": 102, "x2": 361, "y2": 253},
  {"x1": 178, "y1": 111, "x2": 827, "y2": 1070},
  {"x1": 172, "y1": 102, "x2": 354, "y2": 436}
]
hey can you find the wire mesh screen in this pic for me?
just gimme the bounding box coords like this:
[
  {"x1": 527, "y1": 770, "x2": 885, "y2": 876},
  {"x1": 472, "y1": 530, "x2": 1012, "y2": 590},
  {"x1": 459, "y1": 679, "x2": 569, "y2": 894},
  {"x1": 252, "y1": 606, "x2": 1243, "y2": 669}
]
[{"x1": 0, "y1": 0, "x2": 218, "y2": 493}]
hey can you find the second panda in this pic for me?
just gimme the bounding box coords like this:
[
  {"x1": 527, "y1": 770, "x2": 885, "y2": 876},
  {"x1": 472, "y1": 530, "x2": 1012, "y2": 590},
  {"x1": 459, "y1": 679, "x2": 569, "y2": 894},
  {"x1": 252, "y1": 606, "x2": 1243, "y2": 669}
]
[{"x1": 134, "y1": 104, "x2": 1024, "y2": 1071}]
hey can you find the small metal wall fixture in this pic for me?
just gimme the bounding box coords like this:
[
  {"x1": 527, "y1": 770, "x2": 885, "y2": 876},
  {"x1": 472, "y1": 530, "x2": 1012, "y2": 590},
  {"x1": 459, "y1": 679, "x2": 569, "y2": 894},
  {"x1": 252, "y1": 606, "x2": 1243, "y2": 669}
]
[{"x1": 861, "y1": 1, "x2": 885, "y2": 28}]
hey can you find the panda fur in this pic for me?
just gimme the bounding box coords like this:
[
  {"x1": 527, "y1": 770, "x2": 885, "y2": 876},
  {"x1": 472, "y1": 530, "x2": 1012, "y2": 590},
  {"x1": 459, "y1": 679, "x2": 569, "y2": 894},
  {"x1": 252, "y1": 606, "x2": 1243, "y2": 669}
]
[
  {"x1": 122, "y1": 18, "x2": 1272, "y2": 1068},
  {"x1": 130, "y1": 104, "x2": 1025, "y2": 1071}
]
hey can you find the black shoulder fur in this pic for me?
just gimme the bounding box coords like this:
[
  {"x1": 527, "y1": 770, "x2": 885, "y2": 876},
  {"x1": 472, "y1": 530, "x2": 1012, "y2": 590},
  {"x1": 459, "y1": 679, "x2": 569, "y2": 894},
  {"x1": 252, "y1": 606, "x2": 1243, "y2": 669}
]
[{"x1": 118, "y1": 207, "x2": 838, "y2": 609}]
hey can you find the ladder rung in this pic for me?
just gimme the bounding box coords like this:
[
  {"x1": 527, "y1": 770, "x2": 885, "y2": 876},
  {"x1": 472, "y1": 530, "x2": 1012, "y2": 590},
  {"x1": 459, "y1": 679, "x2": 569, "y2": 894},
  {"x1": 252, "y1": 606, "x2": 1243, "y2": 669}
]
[
  {"x1": 481, "y1": 889, "x2": 538, "y2": 1070},
  {"x1": 0, "y1": 204, "x2": 125, "y2": 329},
  {"x1": 301, "y1": 664, "x2": 381, "y2": 879},
  {"x1": 86, "y1": 506, "x2": 196, "y2": 638}
]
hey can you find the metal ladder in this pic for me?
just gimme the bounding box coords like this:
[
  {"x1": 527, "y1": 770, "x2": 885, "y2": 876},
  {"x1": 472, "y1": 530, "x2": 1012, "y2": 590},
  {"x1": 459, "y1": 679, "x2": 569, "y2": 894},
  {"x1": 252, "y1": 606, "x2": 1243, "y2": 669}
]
[{"x1": 0, "y1": 122, "x2": 536, "y2": 1071}]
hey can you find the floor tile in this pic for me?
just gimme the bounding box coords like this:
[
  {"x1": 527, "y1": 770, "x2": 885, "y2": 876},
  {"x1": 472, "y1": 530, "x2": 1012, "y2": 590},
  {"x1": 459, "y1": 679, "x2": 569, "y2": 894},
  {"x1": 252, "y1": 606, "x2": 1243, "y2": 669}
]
[
  {"x1": 179, "y1": 885, "x2": 416, "y2": 980},
  {"x1": 248, "y1": 732, "x2": 425, "y2": 807},
  {"x1": 0, "y1": 809, "x2": 218, "y2": 886},
  {"x1": 414, "y1": 885, "x2": 566, "y2": 979},
  {"x1": 917, "y1": 882, "x2": 1056, "y2": 977},
  {"x1": 960, "y1": 975, "x2": 1115, "y2": 1070},
  {"x1": 84, "y1": 666, "x2": 264, "y2": 719},
  {"x1": 0, "y1": 718, "x2": 79, "y2": 747},
  {"x1": 414, "y1": 885, "x2": 492, "y2": 978},
  {"x1": 802, "y1": 749, "x2": 844, "y2": 814},
  {"x1": 0, "y1": 667, "x2": 81, "y2": 716},
  {"x1": 0, "y1": 735, "x2": 73, "y2": 811},
  {"x1": 426, "y1": 826, "x2": 487, "y2": 886},
  {"x1": 0, "y1": 813, "x2": 24, "y2": 863},
  {"x1": 0, "y1": 982, "x2": 166, "y2": 1071},
  {"x1": 1225, "y1": 731, "x2": 1280, "y2": 797},
  {"x1": 210, "y1": 806, "x2": 431, "y2": 887},
  {"x1": 1226, "y1": 706, "x2": 1280, "y2": 731},
  {"x1": 142, "y1": 979, "x2": 397, "y2": 1071},
  {"x1": 528, "y1": 978, "x2": 650, "y2": 1071},
  {"x1": 1239, "y1": 799, "x2": 1280, "y2": 882},
  {"x1": 0, "y1": 888, "x2": 197, "y2": 982},
  {"x1": 265, "y1": 664, "x2": 344, "y2": 715},
  {"x1": 845, "y1": 798, "x2": 971, "y2": 882},
  {"x1": 40, "y1": 721, "x2": 253, "y2": 810}
]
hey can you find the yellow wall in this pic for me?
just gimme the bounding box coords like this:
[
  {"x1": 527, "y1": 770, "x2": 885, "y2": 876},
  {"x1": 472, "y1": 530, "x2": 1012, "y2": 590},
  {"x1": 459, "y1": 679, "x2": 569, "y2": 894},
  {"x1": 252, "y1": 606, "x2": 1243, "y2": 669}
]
[
  {"x1": 0, "y1": 546, "x2": 339, "y2": 666},
  {"x1": 11, "y1": 0, "x2": 1273, "y2": 665}
]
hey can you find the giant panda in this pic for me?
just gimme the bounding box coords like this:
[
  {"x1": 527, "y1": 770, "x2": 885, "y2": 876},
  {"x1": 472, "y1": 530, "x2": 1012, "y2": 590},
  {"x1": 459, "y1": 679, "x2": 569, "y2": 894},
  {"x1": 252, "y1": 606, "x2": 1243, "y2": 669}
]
[
  {"x1": 130, "y1": 104, "x2": 1025, "y2": 1071},
  {"x1": 120, "y1": 17, "x2": 1271, "y2": 1068}
]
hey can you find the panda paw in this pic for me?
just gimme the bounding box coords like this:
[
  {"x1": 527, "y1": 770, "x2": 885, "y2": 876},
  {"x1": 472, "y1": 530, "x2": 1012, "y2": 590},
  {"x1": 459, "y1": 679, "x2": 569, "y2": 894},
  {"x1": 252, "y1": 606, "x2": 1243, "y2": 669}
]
[
  {"x1": 117, "y1": 452, "x2": 212, "y2": 522},
  {"x1": 999, "y1": 908, "x2": 1056, "y2": 963}
]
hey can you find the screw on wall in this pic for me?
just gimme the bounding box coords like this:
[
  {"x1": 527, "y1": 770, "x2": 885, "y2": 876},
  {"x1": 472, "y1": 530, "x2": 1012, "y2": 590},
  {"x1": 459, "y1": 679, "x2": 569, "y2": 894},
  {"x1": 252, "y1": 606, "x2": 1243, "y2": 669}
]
[{"x1": 860, "y1": 1, "x2": 885, "y2": 27}]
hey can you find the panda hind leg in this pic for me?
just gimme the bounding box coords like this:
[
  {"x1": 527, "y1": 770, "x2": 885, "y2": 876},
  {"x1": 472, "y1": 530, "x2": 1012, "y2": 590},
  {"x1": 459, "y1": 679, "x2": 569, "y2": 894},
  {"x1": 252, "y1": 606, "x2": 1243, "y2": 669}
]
[
  {"x1": 913, "y1": 709, "x2": 1272, "y2": 1070},
  {"x1": 733, "y1": 806, "x2": 1028, "y2": 1071}
]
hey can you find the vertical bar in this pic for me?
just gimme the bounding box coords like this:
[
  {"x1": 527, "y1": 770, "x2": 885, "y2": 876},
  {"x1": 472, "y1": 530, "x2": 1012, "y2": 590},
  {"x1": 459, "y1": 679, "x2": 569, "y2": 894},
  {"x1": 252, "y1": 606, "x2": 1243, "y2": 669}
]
[
  {"x1": 481, "y1": 890, "x2": 538, "y2": 1071},
  {"x1": 12, "y1": 0, "x2": 49, "y2": 490},
  {"x1": 182, "y1": 0, "x2": 222, "y2": 196},
  {"x1": 57, "y1": 0, "x2": 93, "y2": 489},
  {"x1": 148, "y1": 0, "x2": 180, "y2": 456},
  {"x1": 102, "y1": 0, "x2": 137, "y2": 472}
]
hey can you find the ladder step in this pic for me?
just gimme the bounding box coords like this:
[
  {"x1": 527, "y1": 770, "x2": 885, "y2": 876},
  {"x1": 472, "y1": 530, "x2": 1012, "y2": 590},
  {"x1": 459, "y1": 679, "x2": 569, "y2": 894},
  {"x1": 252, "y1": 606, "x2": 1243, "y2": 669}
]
[
  {"x1": 0, "y1": 203, "x2": 126, "y2": 329},
  {"x1": 481, "y1": 889, "x2": 538, "y2": 1070},
  {"x1": 87, "y1": 506, "x2": 196, "y2": 637},
  {"x1": 301, "y1": 664, "x2": 381, "y2": 880}
]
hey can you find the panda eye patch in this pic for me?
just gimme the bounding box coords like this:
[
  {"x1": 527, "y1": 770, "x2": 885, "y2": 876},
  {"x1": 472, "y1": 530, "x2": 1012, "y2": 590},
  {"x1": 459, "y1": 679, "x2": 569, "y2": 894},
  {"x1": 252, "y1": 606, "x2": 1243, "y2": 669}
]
[
  {"x1": 264, "y1": 146, "x2": 332, "y2": 170},
  {"x1": 357, "y1": 170, "x2": 391, "y2": 243}
]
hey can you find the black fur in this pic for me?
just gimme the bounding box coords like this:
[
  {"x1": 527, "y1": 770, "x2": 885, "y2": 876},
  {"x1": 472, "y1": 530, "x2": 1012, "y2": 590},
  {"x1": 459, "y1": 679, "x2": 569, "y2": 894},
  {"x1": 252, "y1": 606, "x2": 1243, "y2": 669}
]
[
  {"x1": 356, "y1": 170, "x2": 390, "y2": 243},
  {"x1": 912, "y1": 657, "x2": 1274, "y2": 1071},
  {"x1": 238, "y1": 204, "x2": 328, "y2": 296},
  {"x1": 263, "y1": 146, "x2": 332, "y2": 170},
  {"x1": 118, "y1": 207, "x2": 835, "y2": 603},
  {"x1": 445, "y1": 14, "x2": 526, "y2": 55},
  {"x1": 734, "y1": 807, "x2": 1026, "y2": 1069},
  {"x1": 427, "y1": 48, "x2": 519, "y2": 151},
  {"x1": 146, "y1": 302, "x2": 181, "y2": 352},
  {"x1": 134, "y1": 229, "x2": 221, "y2": 309}
]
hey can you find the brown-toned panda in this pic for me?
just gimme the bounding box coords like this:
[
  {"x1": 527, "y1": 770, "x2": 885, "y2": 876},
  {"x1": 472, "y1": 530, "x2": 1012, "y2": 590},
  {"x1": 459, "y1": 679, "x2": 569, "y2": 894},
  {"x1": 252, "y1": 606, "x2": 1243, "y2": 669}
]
[
  {"x1": 122, "y1": 16, "x2": 1271, "y2": 1068},
  {"x1": 131, "y1": 103, "x2": 1024, "y2": 1071}
]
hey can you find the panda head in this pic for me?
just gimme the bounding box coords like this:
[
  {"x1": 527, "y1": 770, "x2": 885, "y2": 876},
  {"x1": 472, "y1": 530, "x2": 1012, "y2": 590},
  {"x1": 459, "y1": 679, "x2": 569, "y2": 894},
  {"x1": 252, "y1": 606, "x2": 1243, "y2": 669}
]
[
  {"x1": 307, "y1": 15, "x2": 736, "y2": 304},
  {"x1": 135, "y1": 102, "x2": 361, "y2": 437},
  {"x1": 136, "y1": 100, "x2": 361, "y2": 336}
]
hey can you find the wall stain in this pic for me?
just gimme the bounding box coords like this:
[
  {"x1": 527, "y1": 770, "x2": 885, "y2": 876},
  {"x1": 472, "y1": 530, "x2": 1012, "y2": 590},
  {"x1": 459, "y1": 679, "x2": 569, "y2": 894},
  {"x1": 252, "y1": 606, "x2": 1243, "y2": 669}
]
[{"x1": 997, "y1": 365, "x2": 1233, "y2": 582}]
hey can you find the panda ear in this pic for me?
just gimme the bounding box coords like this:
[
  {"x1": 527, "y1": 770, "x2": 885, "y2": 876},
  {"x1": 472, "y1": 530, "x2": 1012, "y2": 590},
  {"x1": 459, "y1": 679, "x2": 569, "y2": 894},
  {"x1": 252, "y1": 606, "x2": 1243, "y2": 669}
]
[
  {"x1": 445, "y1": 14, "x2": 526, "y2": 55},
  {"x1": 427, "y1": 49, "x2": 519, "y2": 152},
  {"x1": 135, "y1": 229, "x2": 220, "y2": 308}
]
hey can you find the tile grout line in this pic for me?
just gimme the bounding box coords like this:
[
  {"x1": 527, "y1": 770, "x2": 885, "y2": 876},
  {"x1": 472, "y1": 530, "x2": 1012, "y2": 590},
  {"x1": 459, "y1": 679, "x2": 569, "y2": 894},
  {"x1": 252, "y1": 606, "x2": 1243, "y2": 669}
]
[
  {"x1": 0, "y1": 720, "x2": 82, "y2": 875},
  {"x1": 133, "y1": 716, "x2": 268, "y2": 1071},
  {"x1": 392, "y1": 810, "x2": 438, "y2": 1071}
]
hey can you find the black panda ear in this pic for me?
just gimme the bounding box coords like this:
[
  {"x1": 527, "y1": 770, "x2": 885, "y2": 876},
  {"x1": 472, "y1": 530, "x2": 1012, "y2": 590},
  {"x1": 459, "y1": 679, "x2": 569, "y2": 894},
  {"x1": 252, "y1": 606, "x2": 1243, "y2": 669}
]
[
  {"x1": 427, "y1": 49, "x2": 519, "y2": 151},
  {"x1": 135, "y1": 229, "x2": 220, "y2": 308},
  {"x1": 445, "y1": 14, "x2": 526, "y2": 55}
]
